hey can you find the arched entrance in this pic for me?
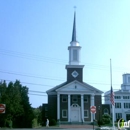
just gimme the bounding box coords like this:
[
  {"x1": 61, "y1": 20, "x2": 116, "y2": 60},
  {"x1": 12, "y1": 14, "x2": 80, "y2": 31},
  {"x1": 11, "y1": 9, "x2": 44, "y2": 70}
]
[{"x1": 70, "y1": 104, "x2": 81, "y2": 122}]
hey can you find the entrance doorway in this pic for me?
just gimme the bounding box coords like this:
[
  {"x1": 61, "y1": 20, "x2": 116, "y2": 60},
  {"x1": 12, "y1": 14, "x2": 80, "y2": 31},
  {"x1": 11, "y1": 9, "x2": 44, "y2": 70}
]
[{"x1": 70, "y1": 104, "x2": 81, "y2": 122}]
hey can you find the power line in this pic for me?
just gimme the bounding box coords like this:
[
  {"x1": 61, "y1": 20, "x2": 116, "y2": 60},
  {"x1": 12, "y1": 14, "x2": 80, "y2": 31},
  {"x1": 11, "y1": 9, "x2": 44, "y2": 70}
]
[
  {"x1": 0, "y1": 49, "x2": 130, "y2": 72},
  {"x1": 0, "y1": 70, "x2": 64, "y2": 81},
  {"x1": 0, "y1": 69, "x2": 121, "y2": 85},
  {"x1": 28, "y1": 93, "x2": 47, "y2": 96},
  {"x1": 0, "y1": 79, "x2": 53, "y2": 87},
  {"x1": 29, "y1": 90, "x2": 46, "y2": 93},
  {"x1": 0, "y1": 79, "x2": 121, "y2": 94},
  {"x1": 0, "y1": 78, "x2": 121, "y2": 88}
]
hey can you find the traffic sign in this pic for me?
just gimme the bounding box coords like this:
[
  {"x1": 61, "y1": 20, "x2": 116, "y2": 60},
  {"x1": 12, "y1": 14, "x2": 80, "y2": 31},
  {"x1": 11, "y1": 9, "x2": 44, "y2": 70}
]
[
  {"x1": 0, "y1": 104, "x2": 6, "y2": 113},
  {"x1": 90, "y1": 106, "x2": 96, "y2": 113}
]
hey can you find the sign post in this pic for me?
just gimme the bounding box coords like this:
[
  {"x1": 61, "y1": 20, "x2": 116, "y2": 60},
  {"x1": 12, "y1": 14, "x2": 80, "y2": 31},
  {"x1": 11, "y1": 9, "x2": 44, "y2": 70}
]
[{"x1": 90, "y1": 106, "x2": 96, "y2": 130}]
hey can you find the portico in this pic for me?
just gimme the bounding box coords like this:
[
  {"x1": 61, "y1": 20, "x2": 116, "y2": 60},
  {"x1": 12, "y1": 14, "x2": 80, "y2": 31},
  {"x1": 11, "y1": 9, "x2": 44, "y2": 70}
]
[
  {"x1": 57, "y1": 93, "x2": 95, "y2": 122},
  {"x1": 55, "y1": 79, "x2": 100, "y2": 123}
]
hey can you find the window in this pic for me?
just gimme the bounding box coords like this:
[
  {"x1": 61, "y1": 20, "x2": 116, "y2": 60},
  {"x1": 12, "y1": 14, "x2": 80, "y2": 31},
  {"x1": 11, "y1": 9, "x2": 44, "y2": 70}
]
[
  {"x1": 72, "y1": 95, "x2": 78, "y2": 102},
  {"x1": 62, "y1": 110, "x2": 67, "y2": 118},
  {"x1": 105, "y1": 95, "x2": 109, "y2": 101},
  {"x1": 62, "y1": 95, "x2": 67, "y2": 102},
  {"x1": 84, "y1": 95, "x2": 88, "y2": 103},
  {"x1": 104, "y1": 108, "x2": 108, "y2": 114},
  {"x1": 84, "y1": 110, "x2": 88, "y2": 118},
  {"x1": 116, "y1": 113, "x2": 122, "y2": 119},
  {"x1": 128, "y1": 77, "x2": 130, "y2": 83},
  {"x1": 115, "y1": 96, "x2": 121, "y2": 99},
  {"x1": 124, "y1": 103, "x2": 130, "y2": 108},
  {"x1": 73, "y1": 50, "x2": 78, "y2": 61},
  {"x1": 123, "y1": 96, "x2": 130, "y2": 99},
  {"x1": 115, "y1": 103, "x2": 121, "y2": 108}
]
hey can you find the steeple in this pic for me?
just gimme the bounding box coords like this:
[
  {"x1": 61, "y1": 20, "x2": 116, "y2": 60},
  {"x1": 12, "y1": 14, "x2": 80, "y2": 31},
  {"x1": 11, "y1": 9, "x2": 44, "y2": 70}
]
[
  {"x1": 72, "y1": 12, "x2": 77, "y2": 42},
  {"x1": 68, "y1": 12, "x2": 81, "y2": 65},
  {"x1": 66, "y1": 11, "x2": 84, "y2": 83}
]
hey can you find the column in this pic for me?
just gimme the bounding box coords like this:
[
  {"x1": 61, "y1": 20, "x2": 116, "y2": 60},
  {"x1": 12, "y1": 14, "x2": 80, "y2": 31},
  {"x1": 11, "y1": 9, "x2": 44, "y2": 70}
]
[
  {"x1": 57, "y1": 93, "x2": 60, "y2": 120},
  {"x1": 91, "y1": 94, "x2": 95, "y2": 122},
  {"x1": 68, "y1": 94, "x2": 70, "y2": 122},
  {"x1": 81, "y1": 94, "x2": 84, "y2": 122}
]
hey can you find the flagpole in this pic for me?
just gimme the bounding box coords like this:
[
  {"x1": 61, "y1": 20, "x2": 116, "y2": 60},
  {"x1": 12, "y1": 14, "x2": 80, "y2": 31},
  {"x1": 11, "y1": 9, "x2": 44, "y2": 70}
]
[{"x1": 110, "y1": 59, "x2": 115, "y2": 130}]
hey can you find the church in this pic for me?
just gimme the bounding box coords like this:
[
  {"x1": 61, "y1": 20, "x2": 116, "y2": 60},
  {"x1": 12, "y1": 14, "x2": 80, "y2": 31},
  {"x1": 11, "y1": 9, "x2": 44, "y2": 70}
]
[{"x1": 44, "y1": 12, "x2": 103, "y2": 123}]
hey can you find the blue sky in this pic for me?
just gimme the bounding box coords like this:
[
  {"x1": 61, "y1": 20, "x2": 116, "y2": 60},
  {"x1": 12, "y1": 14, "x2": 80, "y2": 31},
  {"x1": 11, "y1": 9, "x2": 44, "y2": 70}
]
[{"x1": 0, "y1": 0, "x2": 130, "y2": 108}]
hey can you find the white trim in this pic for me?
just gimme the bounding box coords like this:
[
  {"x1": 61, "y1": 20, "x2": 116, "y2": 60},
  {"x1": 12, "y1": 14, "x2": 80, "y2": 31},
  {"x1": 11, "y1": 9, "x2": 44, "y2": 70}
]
[
  {"x1": 55, "y1": 80, "x2": 103, "y2": 94},
  {"x1": 68, "y1": 94, "x2": 70, "y2": 122},
  {"x1": 66, "y1": 65, "x2": 84, "y2": 69},
  {"x1": 81, "y1": 95, "x2": 84, "y2": 122},
  {"x1": 46, "y1": 82, "x2": 67, "y2": 93},
  {"x1": 62, "y1": 109, "x2": 67, "y2": 118},
  {"x1": 58, "y1": 91, "x2": 95, "y2": 95},
  {"x1": 91, "y1": 94, "x2": 95, "y2": 122},
  {"x1": 57, "y1": 94, "x2": 60, "y2": 120}
]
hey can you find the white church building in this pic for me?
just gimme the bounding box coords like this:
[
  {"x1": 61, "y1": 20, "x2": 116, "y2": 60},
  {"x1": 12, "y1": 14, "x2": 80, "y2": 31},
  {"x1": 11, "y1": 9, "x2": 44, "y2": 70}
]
[{"x1": 105, "y1": 73, "x2": 130, "y2": 121}]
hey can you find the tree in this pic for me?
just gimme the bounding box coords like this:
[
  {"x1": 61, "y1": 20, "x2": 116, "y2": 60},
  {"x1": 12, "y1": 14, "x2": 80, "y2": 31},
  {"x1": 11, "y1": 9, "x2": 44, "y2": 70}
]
[
  {"x1": 32, "y1": 106, "x2": 42, "y2": 127},
  {"x1": 0, "y1": 80, "x2": 34, "y2": 128}
]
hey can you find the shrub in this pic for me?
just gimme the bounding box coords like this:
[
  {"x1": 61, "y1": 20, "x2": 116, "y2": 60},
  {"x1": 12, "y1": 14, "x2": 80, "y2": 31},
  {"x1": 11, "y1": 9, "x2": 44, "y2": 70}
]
[
  {"x1": 101, "y1": 114, "x2": 111, "y2": 125},
  {"x1": 50, "y1": 119, "x2": 56, "y2": 126}
]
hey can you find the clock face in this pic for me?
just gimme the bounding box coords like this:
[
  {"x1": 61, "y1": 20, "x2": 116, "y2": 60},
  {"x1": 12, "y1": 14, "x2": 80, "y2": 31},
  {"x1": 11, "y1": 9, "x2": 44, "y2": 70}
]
[{"x1": 71, "y1": 70, "x2": 79, "y2": 78}]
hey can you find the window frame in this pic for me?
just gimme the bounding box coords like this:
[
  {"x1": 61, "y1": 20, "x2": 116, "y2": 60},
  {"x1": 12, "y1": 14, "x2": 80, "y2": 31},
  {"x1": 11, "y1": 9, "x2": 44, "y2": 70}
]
[
  {"x1": 84, "y1": 110, "x2": 89, "y2": 118},
  {"x1": 116, "y1": 113, "x2": 122, "y2": 119},
  {"x1": 84, "y1": 95, "x2": 88, "y2": 103},
  {"x1": 115, "y1": 103, "x2": 121, "y2": 108},
  {"x1": 62, "y1": 95, "x2": 67, "y2": 102},
  {"x1": 128, "y1": 77, "x2": 130, "y2": 83},
  {"x1": 72, "y1": 95, "x2": 78, "y2": 102},
  {"x1": 123, "y1": 96, "x2": 130, "y2": 99},
  {"x1": 62, "y1": 109, "x2": 67, "y2": 118},
  {"x1": 124, "y1": 103, "x2": 130, "y2": 108},
  {"x1": 73, "y1": 49, "x2": 78, "y2": 61},
  {"x1": 115, "y1": 96, "x2": 121, "y2": 99}
]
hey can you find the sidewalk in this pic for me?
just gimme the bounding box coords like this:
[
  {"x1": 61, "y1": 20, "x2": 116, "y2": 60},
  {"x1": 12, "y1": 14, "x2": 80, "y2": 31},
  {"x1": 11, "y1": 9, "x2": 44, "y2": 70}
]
[
  {"x1": 42, "y1": 124, "x2": 99, "y2": 129},
  {"x1": 60, "y1": 124, "x2": 98, "y2": 129}
]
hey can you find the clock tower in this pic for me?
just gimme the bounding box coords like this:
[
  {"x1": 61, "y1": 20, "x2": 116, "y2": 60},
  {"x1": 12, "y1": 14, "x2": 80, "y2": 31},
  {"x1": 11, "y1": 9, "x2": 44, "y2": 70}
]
[{"x1": 66, "y1": 12, "x2": 84, "y2": 83}]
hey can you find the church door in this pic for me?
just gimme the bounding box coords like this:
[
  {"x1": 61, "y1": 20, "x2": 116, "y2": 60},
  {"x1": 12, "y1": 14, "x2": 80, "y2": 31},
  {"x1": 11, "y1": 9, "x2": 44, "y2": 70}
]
[{"x1": 70, "y1": 104, "x2": 81, "y2": 122}]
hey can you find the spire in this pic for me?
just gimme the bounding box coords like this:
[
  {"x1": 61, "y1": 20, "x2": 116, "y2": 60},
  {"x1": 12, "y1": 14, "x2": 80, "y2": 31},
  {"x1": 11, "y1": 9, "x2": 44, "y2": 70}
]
[{"x1": 72, "y1": 11, "x2": 77, "y2": 42}]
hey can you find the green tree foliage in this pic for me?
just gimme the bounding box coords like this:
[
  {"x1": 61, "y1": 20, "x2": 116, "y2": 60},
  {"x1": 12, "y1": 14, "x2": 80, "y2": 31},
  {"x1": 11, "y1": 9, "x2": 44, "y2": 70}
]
[
  {"x1": 101, "y1": 114, "x2": 111, "y2": 125},
  {"x1": 0, "y1": 80, "x2": 34, "y2": 128},
  {"x1": 32, "y1": 106, "x2": 42, "y2": 127}
]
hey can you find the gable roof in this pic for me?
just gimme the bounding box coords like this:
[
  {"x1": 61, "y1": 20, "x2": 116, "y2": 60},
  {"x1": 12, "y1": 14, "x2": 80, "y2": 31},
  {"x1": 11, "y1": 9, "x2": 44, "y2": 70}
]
[
  {"x1": 46, "y1": 80, "x2": 103, "y2": 95},
  {"x1": 46, "y1": 81, "x2": 67, "y2": 94}
]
